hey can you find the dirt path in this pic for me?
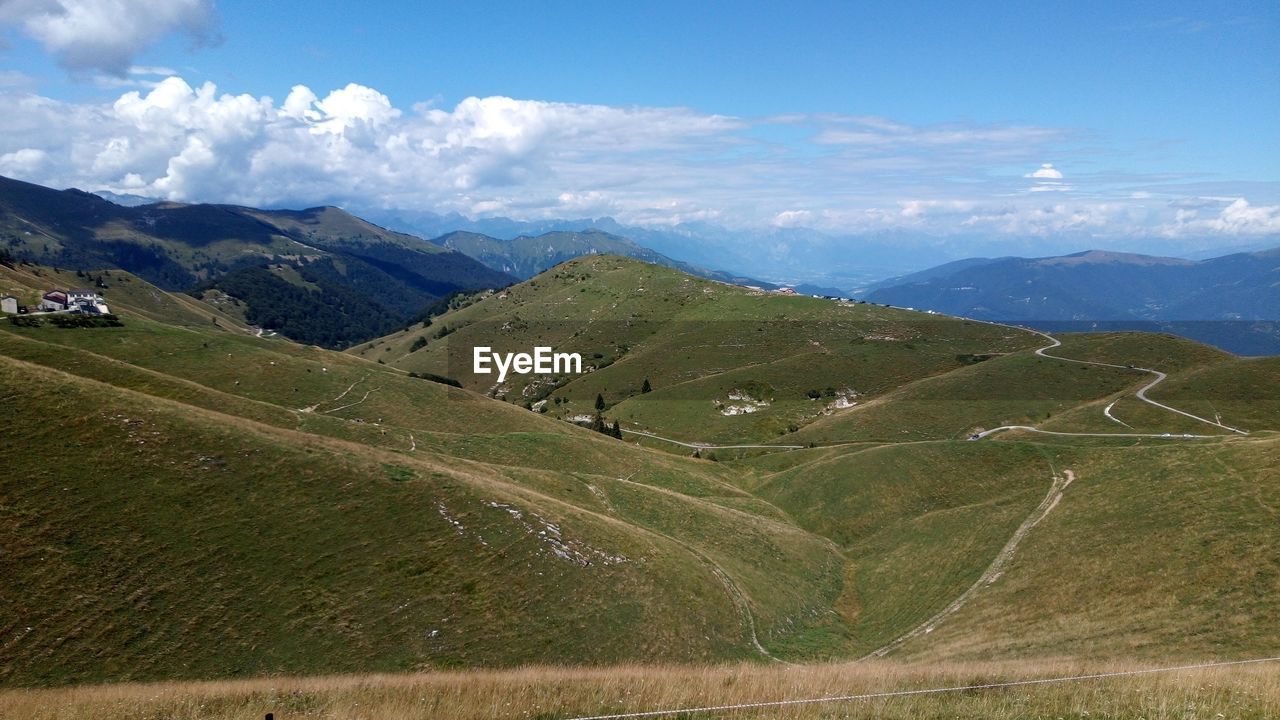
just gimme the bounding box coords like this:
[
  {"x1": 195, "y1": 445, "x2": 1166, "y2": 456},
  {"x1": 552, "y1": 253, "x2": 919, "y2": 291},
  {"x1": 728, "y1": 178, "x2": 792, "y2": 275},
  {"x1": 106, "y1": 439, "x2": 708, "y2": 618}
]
[
  {"x1": 300, "y1": 374, "x2": 369, "y2": 413},
  {"x1": 587, "y1": 474, "x2": 784, "y2": 663},
  {"x1": 621, "y1": 428, "x2": 804, "y2": 451},
  {"x1": 320, "y1": 387, "x2": 379, "y2": 414},
  {"x1": 1102, "y1": 399, "x2": 1132, "y2": 428},
  {"x1": 862, "y1": 469, "x2": 1075, "y2": 660},
  {"x1": 1031, "y1": 333, "x2": 1247, "y2": 435}
]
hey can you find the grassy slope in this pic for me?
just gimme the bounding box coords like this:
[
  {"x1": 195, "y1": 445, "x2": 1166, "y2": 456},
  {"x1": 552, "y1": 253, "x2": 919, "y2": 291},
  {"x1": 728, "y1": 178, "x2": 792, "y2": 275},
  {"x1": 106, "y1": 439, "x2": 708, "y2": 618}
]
[
  {"x1": 743, "y1": 442, "x2": 1052, "y2": 655},
  {"x1": 783, "y1": 351, "x2": 1140, "y2": 443},
  {"x1": 2, "y1": 260, "x2": 1278, "y2": 691},
  {"x1": 1035, "y1": 333, "x2": 1276, "y2": 436},
  {"x1": 0, "y1": 306, "x2": 843, "y2": 684},
  {"x1": 0, "y1": 356, "x2": 757, "y2": 684},
  {"x1": 892, "y1": 435, "x2": 1280, "y2": 662},
  {"x1": 357, "y1": 256, "x2": 1039, "y2": 444},
  {"x1": 0, "y1": 263, "x2": 251, "y2": 332}
]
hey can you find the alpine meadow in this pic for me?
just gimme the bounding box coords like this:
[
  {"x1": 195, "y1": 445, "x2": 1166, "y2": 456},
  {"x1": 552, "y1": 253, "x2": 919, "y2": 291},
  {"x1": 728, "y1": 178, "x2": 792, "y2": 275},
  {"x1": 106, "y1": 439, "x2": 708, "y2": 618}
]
[{"x1": 0, "y1": 2, "x2": 1277, "y2": 719}]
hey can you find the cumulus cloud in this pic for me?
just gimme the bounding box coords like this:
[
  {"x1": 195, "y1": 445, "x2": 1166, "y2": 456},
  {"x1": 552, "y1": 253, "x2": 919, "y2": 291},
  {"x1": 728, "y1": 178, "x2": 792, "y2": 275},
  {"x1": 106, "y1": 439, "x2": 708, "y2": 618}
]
[
  {"x1": 0, "y1": 147, "x2": 47, "y2": 175},
  {"x1": 0, "y1": 74, "x2": 1272, "y2": 241},
  {"x1": 1023, "y1": 162, "x2": 1072, "y2": 193},
  {"x1": 1026, "y1": 163, "x2": 1063, "y2": 179},
  {"x1": 0, "y1": 0, "x2": 215, "y2": 75},
  {"x1": 1163, "y1": 198, "x2": 1280, "y2": 236},
  {"x1": 0, "y1": 76, "x2": 741, "y2": 215}
]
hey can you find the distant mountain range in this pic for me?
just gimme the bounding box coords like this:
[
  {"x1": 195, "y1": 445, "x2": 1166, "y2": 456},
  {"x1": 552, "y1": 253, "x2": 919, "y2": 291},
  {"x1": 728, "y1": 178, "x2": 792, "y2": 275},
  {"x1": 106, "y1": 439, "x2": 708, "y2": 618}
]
[
  {"x1": 864, "y1": 249, "x2": 1280, "y2": 355},
  {"x1": 0, "y1": 175, "x2": 514, "y2": 347},
  {"x1": 363, "y1": 208, "x2": 936, "y2": 290},
  {"x1": 434, "y1": 228, "x2": 842, "y2": 293},
  {"x1": 360, "y1": 207, "x2": 1280, "y2": 295}
]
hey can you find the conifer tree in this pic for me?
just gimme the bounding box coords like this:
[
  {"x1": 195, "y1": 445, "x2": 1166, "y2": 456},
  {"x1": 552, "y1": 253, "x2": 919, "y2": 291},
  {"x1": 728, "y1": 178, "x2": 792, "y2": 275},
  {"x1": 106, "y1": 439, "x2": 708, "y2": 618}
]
[
  {"x1": 610, "y1": 420, "x2": 622, "y2": 439},
  {"x1": 595, "y1": 393, "x2": 606, "y2": 411},
  {"x1": 641, "y1": 378, "x2": 652, "y2": 393}
]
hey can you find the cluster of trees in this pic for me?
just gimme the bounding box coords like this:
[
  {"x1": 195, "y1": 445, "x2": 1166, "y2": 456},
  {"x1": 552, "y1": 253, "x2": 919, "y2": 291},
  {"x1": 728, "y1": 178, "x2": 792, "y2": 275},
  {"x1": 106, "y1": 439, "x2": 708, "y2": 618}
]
[
  {"x1": 589, "y1": 412, "x2": 623, "y2": 439},
  {"x1": 587, "y1": 393, "x2": 624, "y2": 439},
  {"x1": 202, "y1": 263, "x2": 411, "y2": 348},
  {"x1": 805, "y1": 387, "x2": 839, "y2": 400}
]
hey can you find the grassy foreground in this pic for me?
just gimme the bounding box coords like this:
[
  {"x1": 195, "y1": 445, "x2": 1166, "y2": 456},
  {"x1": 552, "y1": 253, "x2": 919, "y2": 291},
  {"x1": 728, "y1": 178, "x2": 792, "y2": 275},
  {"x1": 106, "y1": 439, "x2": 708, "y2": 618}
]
[{"x1": 3, "y1": 659, "x2": 1277, "y2": 720}]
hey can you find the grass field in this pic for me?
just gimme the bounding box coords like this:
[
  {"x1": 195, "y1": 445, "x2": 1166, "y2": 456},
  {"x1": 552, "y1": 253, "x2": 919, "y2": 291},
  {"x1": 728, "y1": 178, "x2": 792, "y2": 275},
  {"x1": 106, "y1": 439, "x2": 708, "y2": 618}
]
[
  {"x1": 2, "y1": 258, "x2": 1278, "y2": 716},
  {"x1": 359, "y1": 256, "x2": 1040, "y2": 445},
  {"x1": 3, "y1": 659, "x2": 1277, "y2": 719}
]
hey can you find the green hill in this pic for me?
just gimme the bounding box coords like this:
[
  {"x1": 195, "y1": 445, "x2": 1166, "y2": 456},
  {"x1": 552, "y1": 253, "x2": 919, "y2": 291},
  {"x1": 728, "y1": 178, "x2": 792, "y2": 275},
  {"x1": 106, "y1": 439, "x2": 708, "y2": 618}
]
[
  {"x1": 1, "y1": 258, "x2": 1277, "y2": 692},
  {"x1": 0, "y1": 270, "x2": 844, "y2": 684},
  {"x1": 359, "y1": 255, "x2": 1041, "y2": 445}
]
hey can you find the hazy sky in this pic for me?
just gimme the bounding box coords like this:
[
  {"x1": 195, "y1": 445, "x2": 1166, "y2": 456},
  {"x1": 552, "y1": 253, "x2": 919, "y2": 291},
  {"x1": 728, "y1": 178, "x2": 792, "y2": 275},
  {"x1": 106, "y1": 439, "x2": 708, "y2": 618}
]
[{"x1": 1, "y1": 0, "x2": 1277, "y2": 242}]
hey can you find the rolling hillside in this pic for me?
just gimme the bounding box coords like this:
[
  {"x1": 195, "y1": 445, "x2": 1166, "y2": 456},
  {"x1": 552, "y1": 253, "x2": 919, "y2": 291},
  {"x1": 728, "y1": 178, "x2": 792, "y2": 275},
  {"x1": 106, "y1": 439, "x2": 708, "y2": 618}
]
[
  {"x1": 359, "y1": 255, "x2": 1042, "y2": 445},
  {"x1": 0, "y1": 264, "x2": 845, "y2": 684},
  {"x1": 1, "y1": 258, "x2": 1277, "y2": 695},
  {"x1": 0, "y1": 175, "x2": 514, "y2": 348}
]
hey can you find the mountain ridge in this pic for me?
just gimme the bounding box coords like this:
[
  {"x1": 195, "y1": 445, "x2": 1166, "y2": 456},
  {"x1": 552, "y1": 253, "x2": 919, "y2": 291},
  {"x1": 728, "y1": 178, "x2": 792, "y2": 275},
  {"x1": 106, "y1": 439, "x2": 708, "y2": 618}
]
[
  {"x1": 0, "y1": 175, "x2": 516, "y2": 348},
  {"x1": 864, "y1": 246, "x2": 1280, "y2": 355}
]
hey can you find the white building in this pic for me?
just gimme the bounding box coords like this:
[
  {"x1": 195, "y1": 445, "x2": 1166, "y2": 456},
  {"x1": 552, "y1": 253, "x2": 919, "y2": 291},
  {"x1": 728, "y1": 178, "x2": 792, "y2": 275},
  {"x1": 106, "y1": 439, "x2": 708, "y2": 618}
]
[
  {"x1": 0, "y1": 295, "x2": 17, "y2": 314},
  {"x1": 38, "y1": 290, "x2": 68, "y2": 312}
]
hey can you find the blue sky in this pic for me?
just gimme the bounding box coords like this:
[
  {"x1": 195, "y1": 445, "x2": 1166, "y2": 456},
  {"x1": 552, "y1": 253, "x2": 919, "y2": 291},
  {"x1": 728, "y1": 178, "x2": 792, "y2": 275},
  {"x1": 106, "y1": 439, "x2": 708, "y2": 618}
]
[{"x1": 1, "y1": 0, "x2": 1277, "y2": 246}]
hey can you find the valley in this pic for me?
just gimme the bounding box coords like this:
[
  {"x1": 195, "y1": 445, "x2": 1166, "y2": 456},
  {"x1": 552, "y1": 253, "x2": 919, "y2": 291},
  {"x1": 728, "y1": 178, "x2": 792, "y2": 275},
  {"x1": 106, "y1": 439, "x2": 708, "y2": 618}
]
[{"x1": 1, "y1": 253, "x2": 1276, "y2": 718}]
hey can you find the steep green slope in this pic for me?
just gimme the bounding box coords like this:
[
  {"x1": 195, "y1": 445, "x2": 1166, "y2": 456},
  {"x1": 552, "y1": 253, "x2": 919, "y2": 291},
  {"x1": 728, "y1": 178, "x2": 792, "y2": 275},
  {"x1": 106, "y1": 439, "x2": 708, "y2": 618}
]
[
  {"x1": 0, "y1": 356, "x2": 756, "y2": 684},
  {"x1": 733, "y1": 431, "x2": 1280, "y2": 661},
  {"x1": 745, "y1": 442, "x2": 1053, "y2": 654}
]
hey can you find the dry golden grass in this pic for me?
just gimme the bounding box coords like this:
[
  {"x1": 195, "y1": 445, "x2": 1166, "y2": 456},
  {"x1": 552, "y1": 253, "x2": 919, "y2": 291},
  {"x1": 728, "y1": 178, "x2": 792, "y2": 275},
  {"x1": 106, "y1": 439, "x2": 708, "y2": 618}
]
[{"x1": 4, "y1": 659, "x2": 1277, "y2": 720}]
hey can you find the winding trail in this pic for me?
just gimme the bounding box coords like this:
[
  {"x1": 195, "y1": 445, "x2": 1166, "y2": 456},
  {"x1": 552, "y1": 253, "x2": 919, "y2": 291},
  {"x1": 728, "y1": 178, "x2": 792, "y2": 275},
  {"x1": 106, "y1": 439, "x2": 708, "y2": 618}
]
[
  {"x1": 862, "y1": 468, "x2": 1076, "y2": 660},
  {"x1": 975, "y1": 426, "x2": 1216, "y2": 440},
  {"x1": 977, "y1": 331, "x2": 1248, "y2": 439},
  {"x1": 593, "y1": 327, "x2": 1249, "y2": 662}
]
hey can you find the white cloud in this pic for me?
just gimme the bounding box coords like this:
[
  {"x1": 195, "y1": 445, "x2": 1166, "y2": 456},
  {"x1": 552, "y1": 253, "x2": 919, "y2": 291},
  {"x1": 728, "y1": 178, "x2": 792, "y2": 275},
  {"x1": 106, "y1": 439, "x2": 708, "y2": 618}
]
[
  {"x1": 0, "y1": 147, "x2": 47, "y2": 175},
  {"x1": 0, "y1": 75, "x2": 1272, "y2": 243},
  {"x1": 1164, "y1": 198, "x2": 1280, "y2": 236},
  {"x1": 772, "y1": 209, "x2": 813, "y2": 227},
  {"x1": 1026, "y1": 163, "x2": 1063, "y2": 179},
  {"x1": 0, "y1": 0, "x2": 215, "y2": 75}
]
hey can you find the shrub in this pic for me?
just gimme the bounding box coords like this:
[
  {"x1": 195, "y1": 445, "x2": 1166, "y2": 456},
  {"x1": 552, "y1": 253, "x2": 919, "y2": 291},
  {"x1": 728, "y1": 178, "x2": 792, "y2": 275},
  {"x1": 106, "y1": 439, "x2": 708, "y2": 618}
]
[{"x1": 408, "y1": 371, "x2": 463, "y2": 388}]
